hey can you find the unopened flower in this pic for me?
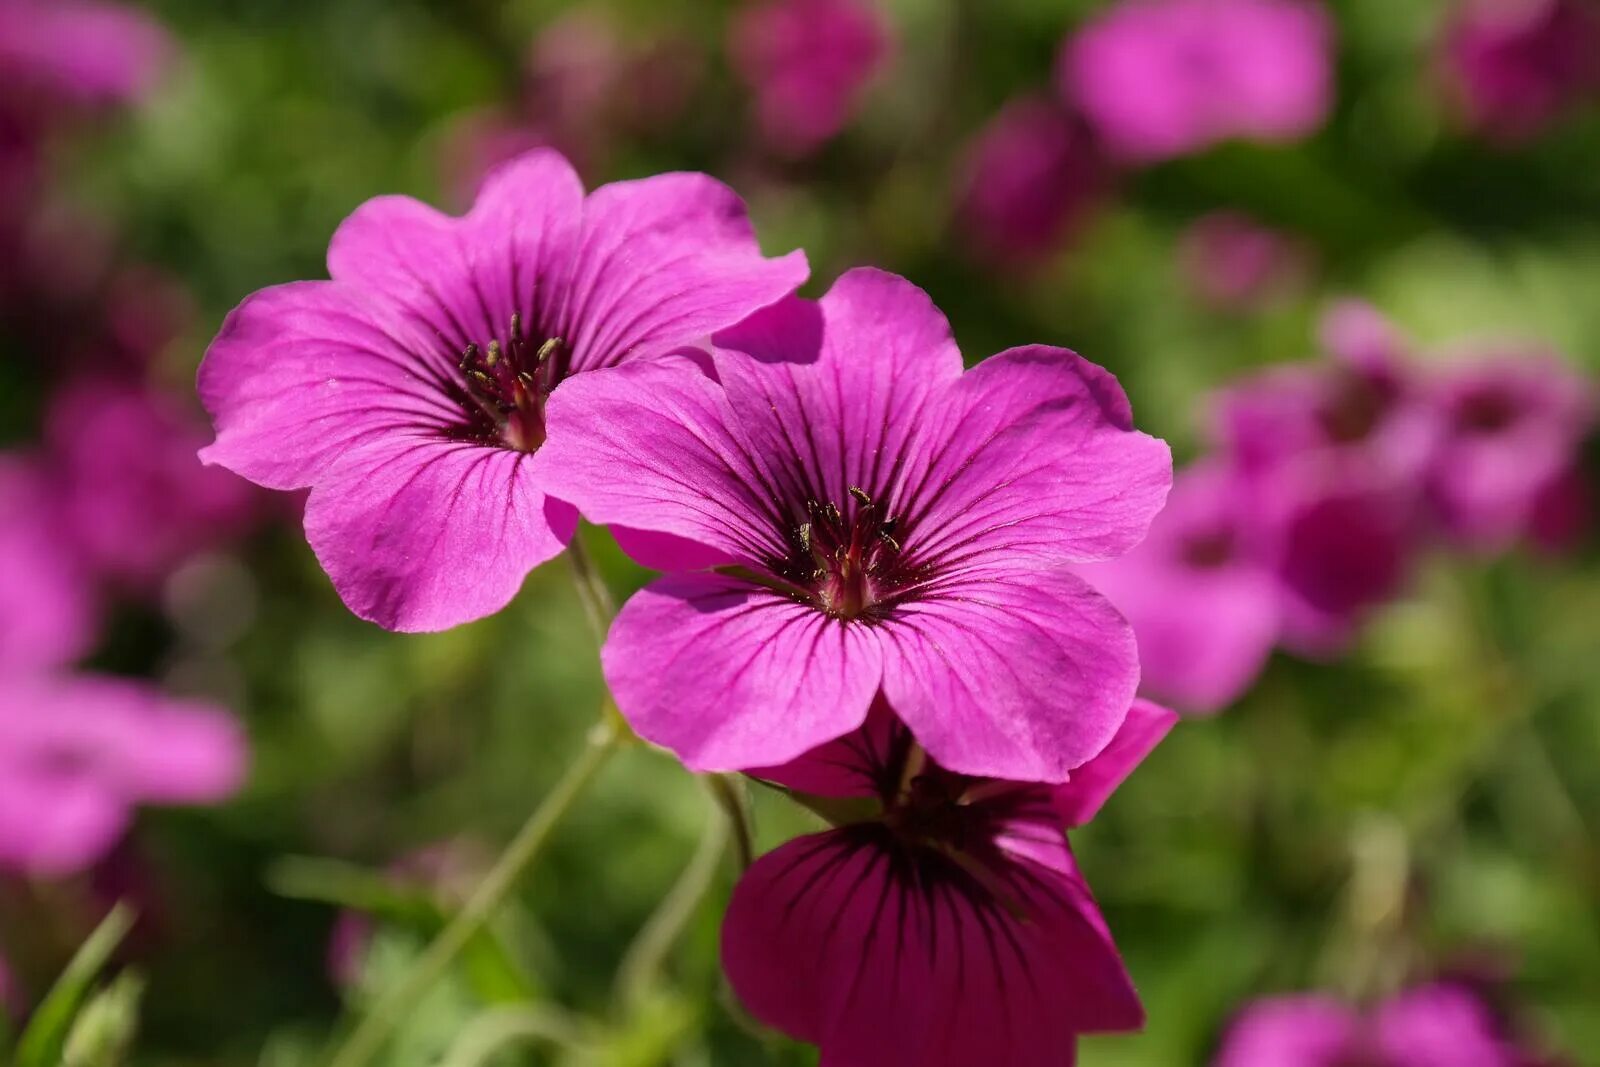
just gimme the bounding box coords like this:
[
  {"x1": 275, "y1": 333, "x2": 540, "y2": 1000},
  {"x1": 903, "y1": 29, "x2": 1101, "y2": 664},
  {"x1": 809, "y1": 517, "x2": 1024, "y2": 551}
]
[
  {"x1": 1075, "y1": 463, "x2": 1279, "y2": 713},
  {"x1": 954, "y1": 96, "x2": 1109, "y2": 266},
  {"x1": 1216, "y1": 983, "x2": 1541, "y2": 1067},
  {"x1": 0, "y1": 674, "x2": 245, "y2": 877},
  {"x1": 536, "y1": 268, "x2": 1171, "y2": 779},
  {"x1": 0, "y1": 454, "x2": 95, "y2": 672},
  {"x1": 198, "y1": 148, "x2": 806, "y2": 631},
  {"x1": 722, "y1": 697, "x2": 1176, "y2": 1066},
  {"x1": 1061, "y1": 0, "x2": 1333, "y2": 164},
  {"x1": 729, "y1": 0, "x2": 892, "y2": 157},
  {"x1": 1440, "y1": 0, "x2": 1600, "y2": 142}
]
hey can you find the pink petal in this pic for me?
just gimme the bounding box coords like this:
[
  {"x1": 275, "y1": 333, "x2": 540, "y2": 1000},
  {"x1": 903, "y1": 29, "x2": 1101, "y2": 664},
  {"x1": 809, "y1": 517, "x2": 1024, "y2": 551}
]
[
  {"x1": 745, "y1": 695, "x2": 901, "y2": 799},
  {"x1": 906, "y1": 345, "x2": 1172, "y2": 567},
  {"x1": 711, "y1": 270, "x2": 964, "y2": 514},
  {"x1": 0, "y1": 455, "x2": 95, "y2": 672},
  {"x1": 600, "y1": 573, "x2": 883, "y2": 771},
  {"x1": 198, "y1": 281, "x2": 468, "y2": 490},
  {"x1": 1052, "y1": 699, "x2": 1177, "y2": 827},
  {"x1": 877, "y1": 567, "x2": 1140, "y2": 783},
  {"x1": 1214, "y1": 995, "x2": 1361, "y2": 1067},
  {"x1": 722, "y1": 829, "x2": 1141, "y2": 1067},
  {"x1": 532, "y1": 360, "x2": 789, "y2": 565},
  {"x1": 0, "y1": 773, "x2": 128, "y2": 877},
  {"x1": 116, "y1": 696, "x2": 247, "y2": 804},
  {"x1": 555, "y1": 171, "x2": 808, "y2": 372},
  {"x1": 326, "y1": 150, "x2": 584, "y2": 353},
  {"x1": 304, "y1": 436, "x2": 574, "y2": 632},
  {"x1": 1374, "y1": 984, "x2": 1519, "y2": 1067}
]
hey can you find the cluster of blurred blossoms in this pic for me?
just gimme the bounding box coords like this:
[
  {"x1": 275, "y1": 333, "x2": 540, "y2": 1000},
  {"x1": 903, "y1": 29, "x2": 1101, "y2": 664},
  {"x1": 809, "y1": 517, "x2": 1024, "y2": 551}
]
[
  {"x1": 0, "y1": 0, "x2": 254, "y2": 1007},
  {"x1": 198, "y1": 138, "x2": 1181, "y2": 1060},
  {"x1": 1078, "y1": 301, "x2": 1596, "y2": 714}
]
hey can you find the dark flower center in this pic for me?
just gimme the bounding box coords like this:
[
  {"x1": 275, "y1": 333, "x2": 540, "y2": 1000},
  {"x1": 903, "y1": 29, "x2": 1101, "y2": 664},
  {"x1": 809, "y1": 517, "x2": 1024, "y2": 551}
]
[
  {"x1": 1180, "y1": 525, "x2": 1236, "y2": 569},
  {"x1": 1317, "y1": 371, "x2": 1394, "y2": 445},
  {"x1": 454, "y1": 313, "x2": 568, "y2": 452},
  {"x1": 1454, "y1": 389, "x2": 1519, "y2": 436},
  {"x1": 780, "y1": 486, "x2": 906, "y2": 620}
]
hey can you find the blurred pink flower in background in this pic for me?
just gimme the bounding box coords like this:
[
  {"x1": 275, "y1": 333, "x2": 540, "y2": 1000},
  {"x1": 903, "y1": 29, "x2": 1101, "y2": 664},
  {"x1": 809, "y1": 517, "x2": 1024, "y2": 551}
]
[
  {"x1": 954, "y1": 96, "x2": 1110, "y2": 266},
  {"x1": 1215, "y1": 983, "x2": 1541, "y2": 1067},
  {"x1": 1075, "y1": 463, "x2": 1280, "y2": 714},
  {"x1": 1423, "y1": 347, "x2": 1595, "y2": 552},
  {"x1": 722, "y1": 698, "x2": 1175, "y2": 1067},
  {"x1": 441, "y1": 11, "x2": 702, "y2": 202},
  {"x1": 1179, "y1": 210, "x2": 1312, "y2": 310},
  {"x1": 1061, "y1": 0, "x2": 1333, "y2": 164},
  {"x1": 729, "y1": 0, "x2": 892, "y2": 157},
  {"x1": 0, "y1": 0, "x2": 173, "y2": 109},
  {"x1": 46, "y1": 379, "x2": 260, "y2": 592},
  {"x1": 0, "y1": 455, "x2": 96, "y2": 673},
  {"x1": 0, "y1": 674, "x2": 244, "y2": 877},
  {"x1": 1440, "y1": 0, "x2": 1600, "y2": 142}
]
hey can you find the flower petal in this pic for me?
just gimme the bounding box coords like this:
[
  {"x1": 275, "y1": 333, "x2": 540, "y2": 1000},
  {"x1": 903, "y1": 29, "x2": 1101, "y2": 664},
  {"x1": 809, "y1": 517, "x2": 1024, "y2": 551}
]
[
  {"x1": 710, "y1": 269, "x2": 964, "y2": 509},
  {"x1": 902, "y1": 345, "x2": 1172, "y2": 568},
  {"x1": 304, "y1": 436, "x2": 574, "y2": 632},
  {"x1": 1051, "y1": 699, "x2": 1176, "y2": 827},
  {"x1": 1215, "y1": 995, "x2": 1360, "y2": 1067},
  {"x1": 878, "y1": 567, "x2": 1139, "y2": 783},
  {"x1": 722, "y1": 827, "x2": 1141, "y2": 1067},
  {"x1": 198, "y1": 281, "x2": 466, "y2": 490},
  {"x1": 601, "y1": 573, "x2": 883, "y2": 771},
  {"x1": 326, "y1": 149, "x2": 584, "y2": 350},
  {"x1": 533, "y1": 360, "x2": 790, "y2": 565},
  {"x1": 558, "y1": 172, "x2": 809, "y2": 372}
]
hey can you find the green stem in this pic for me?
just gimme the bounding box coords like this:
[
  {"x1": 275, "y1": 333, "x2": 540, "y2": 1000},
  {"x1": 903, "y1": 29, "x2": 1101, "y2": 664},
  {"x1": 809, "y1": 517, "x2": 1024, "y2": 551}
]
[
  {"x1": 613, "y1": 802, "x2": 730, "y2": 1010},
  {"x1": 438, "y1": 1004, "x2": 592, "y2": 1067},
  {"x1": 325, "y1": 720, "x2": 623, "y2": 1067},
  {"x1": 705, "y1": 774, "x2": 755, "y2": 872},
  {"x1": 566, "y1": 533, "x2": 616, "y2": 647}
]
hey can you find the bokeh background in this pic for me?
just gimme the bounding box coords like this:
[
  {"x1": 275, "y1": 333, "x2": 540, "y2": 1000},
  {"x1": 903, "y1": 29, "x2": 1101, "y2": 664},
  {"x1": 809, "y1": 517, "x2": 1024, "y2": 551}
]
[{"x1": 2, "y1": 0, "x2": 1599, "y2": 1064}]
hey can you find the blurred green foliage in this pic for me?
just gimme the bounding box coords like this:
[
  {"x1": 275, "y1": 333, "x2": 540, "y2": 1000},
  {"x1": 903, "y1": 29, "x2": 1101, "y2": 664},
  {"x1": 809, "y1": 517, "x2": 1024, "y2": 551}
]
[{"x1": 12, "y1": 0, "x2": 1600, "y2": 1063}]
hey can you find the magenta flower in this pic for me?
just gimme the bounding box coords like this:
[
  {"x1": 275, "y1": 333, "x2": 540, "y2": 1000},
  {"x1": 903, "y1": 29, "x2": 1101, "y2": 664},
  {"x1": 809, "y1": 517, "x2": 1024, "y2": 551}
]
[
  {"x1": 535, "y1": 269, "x2": 1171, "y2": 779},
  {"x1": 0, "y1": 674, "x2": 245, "y2": 877},
  {"x1": 729, "y1": 0, "x2": 891, "y2": 157},
  {"x1": 954, "y1": 96, "x2": 1109, "y2": 266},
  {"x1": 1208, "y1": 310, "x2": 1431, "y2": 652},
  {"x1": 0, "y1": 0, "x2": 173, "y2": 108},
  {"x1": 721, "y1": 697, "x2": 1176, "y2": 1066},
  {"x1": 1440, "y1": 0, "x2": 1600, "y2": 143},
  {"x1": 0, "y1": 454, "x2": 95, "y2": 672},
  {"x1": 48, "y1": 379, "x2": 260, "y2": 591},
  {"x1": 1422, "y1": 347, "x2": 1595, "y2": 552},
  {"x1": 198, "y1": 149, "x2": 806, "y2": 631},
  {"x1": 1060, "y1": 0, "x2": 1333, "y2": 164},
  {"x1": 1075, "y1": 463, "x2": 1279, "y2": 714},
  {"x1": 1179, "y1": 211, "x2": 1311, "y2": 311},
  {"x1": 1216, "y1": 984, "x2": 1533, "y2": 1067}
]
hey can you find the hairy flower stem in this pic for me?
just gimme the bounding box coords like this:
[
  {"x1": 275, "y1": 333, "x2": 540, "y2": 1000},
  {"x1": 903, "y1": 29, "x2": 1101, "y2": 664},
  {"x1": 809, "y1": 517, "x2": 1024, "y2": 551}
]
[
  {"x1": 566, "y1": 533, "x2": 616, "y2": 648},
  {"x1": 324, "y1": 718, "x2": 624, "y2": 1067}
]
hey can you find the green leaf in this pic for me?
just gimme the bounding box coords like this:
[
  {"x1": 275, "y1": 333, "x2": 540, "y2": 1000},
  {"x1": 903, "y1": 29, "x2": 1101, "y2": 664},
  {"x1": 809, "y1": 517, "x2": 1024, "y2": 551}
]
[
  {"x1": 62, "y1": 971, "x2": 145, "y2": 1067},
  {"x1": 15, "y1": 902, "x2": 137, "y2": 1067}
]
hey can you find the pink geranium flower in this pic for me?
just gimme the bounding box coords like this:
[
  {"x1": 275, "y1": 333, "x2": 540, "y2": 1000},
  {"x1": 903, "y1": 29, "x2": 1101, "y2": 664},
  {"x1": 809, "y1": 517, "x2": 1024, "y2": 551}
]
[
  {"x1": 535, "y1": 268, "x2": 1171, "y2": 780},
  {"x1": 0, "y1": 0, "x2": 173, "y2": 108},
  {"x1": 1216, "y1": 983, "x2": 1534, "y2": 1067},
  {"x1": 0, "y1": 674, "x2": 245, "y2": 877},
  {"x1": 1440, "y1": 0, "x2": 1600, "y2": 143},
  {"x1": 729, "y1": 0, "x2": 892, "y2": 157},
  {"x1": 47, "y1": 379, "x2": 260, "y2": 591},
  {"x1": 1075, "y1": 463, "x2": 1280, "y2": 714},
  {"x1": 721, "y1": 697, "x2": 1176, "y2": 1066},
  {"x1": 0, "y1": 454, "x2": 95, "y2": 672},
  {"x1": 198, "y1": 148, "x2": 807, "y2": 631},
  {"x1": 954, "y1": 96, "x2": 1110, "y2": 266},
  {"x1": 1422, "y1": 346, "x2": 1596, "y2": 552},
  {"x1": 1179, "y1": 211, "x2": 1312, "y2": 311},
  {"x1": 1061, "y1": 0, "x2": 1333, "y2": 164}
]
